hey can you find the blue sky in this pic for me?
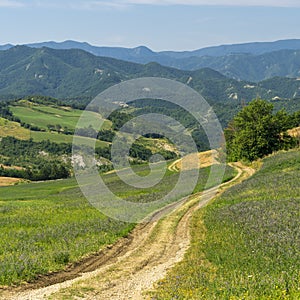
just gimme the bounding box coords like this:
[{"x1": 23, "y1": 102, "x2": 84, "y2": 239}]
[{"x1": 1, "y1": 0, "x2": 300, "y2": 51}]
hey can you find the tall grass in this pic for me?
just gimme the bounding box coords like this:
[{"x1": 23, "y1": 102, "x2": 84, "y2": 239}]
[{"x1": 152, "y1": 150, "x2": 300, "y2": 299}]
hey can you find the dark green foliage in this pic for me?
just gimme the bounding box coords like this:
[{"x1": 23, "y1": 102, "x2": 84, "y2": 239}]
[
  {"x1": 108, "y1": 111, "x2": 133, "y2": 131},
  {"x1": 0, "y1": 136, "x2": 71, "y2": 156},
  {"x1": 225, "y1": 99, "x2": 297, "y2": 161},
  {"x1": 129, "y1": 143, "x2": 153, "y2": 161},
  {"x1": 0, "y1": 102, "x2": 19, "y2": 122},
  {"x1": 0, "y1": 137, "x2": 71, "y2": 180},
  {"x1": 97, "y1": 129, "x2": 116, "y2": 142},
  {"x1": 290, "y1": 110, "x2": 300, "y2": 127},
  {"x1": 95, "y1": 145, "x2": 112, "y2": 160},
  {"x1": 191, "y1": 128, "x2": 210, "y2": 152},
  {"x1": 22, "y1": 95, "x2": 63, "y2": 106},
  {"x1": 0, "y1": 162, "x2": 70, "y2": 181},
  {"x1": 76, "y1": 126, "x2": 116, "y2": 142}
]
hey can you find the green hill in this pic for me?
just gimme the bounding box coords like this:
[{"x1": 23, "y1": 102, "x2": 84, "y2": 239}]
[
  {"x1": 1, "y1": 46, "x2": 300, "y2": 106},
  {"x1": 152, "y1": 149, "x2": 300, "y2": 299}
]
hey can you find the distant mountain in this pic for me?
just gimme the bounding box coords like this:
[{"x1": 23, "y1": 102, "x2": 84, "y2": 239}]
[
  {"x1": 26, "y1": 40, "x2": 162, "y2": 63},
  {"x1": 162, "y1": 39, "x2": 300, "y2": 58},
  {"x1": 22, "y1": 39, "x2": 300, "y2": 59},
  {"x1": 169, "y1": 49, "x2": 300, "y2": 81},
  {"x1": 2, "y1": 39, "x2": 300, "y2": 81},
  {"x1": 0, "y1": 45, "x2": 300, "y2": 104},
  {"x1": 0, "y1": 44, "x2": 14, "y2": 51}
]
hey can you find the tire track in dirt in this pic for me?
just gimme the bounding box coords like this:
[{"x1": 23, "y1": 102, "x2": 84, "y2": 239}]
[{"x1": 1, "y1": 162, "x2": 254, "y2": 300}]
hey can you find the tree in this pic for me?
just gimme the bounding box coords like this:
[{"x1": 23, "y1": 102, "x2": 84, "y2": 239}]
[{"x1": 225, "y1": 99, "x2": 295, "y2": 162}]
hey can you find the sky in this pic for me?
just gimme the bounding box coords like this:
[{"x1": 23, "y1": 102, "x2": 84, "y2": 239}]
[{"x1": 1, "y1": 0, "x2": 300, "y2": 51}]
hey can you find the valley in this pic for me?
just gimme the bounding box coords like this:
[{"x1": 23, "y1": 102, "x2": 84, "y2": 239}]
[{"x1": 0, "y1": 38, "x2": 299, "y2": 300}]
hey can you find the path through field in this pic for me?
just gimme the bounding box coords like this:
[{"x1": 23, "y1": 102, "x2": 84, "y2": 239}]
[{"x1": 2, "y1": 162, "x2": 254, "y2": 300}]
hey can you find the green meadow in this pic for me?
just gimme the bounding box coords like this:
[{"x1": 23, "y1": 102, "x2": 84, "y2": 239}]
[
  {"x1": 0, "y1": 162, "x2": 236, "y2": 286},
  {"x1": 10, "y1": 103, "x2": 112, "y2": 131},
  {"x1": 152, "y1": 149, "x2": 300, "y2": 300}
]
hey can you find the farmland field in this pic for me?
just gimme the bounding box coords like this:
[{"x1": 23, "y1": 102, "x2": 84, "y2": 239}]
[
  {"x1": 10, "y1": 103, "x2": 112, "y2": 131},
  {"x1": 0, "y1": 118, "x2": 108, "y2": 147},
  {"x1": 152, "y1": 149, "x2": 300, "y2": 299},
  {"x1": 30, "y1": 131, "x2": 109, "y2": 147},
  {"x1": 0, "y1": 161, "x2": 236, "y2": 286},
  {"x1": 0, "y1": 117, "x2": 30, "y2": 140}
]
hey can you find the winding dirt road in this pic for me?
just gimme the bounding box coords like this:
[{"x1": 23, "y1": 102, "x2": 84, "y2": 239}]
[{"x1": 1, "y1": 162, "x2": 254, "y2": 300}]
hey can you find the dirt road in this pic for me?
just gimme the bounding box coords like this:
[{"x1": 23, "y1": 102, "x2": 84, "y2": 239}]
[{"x1": 1, "y1": 162, "x2": 254, "y2": 300}]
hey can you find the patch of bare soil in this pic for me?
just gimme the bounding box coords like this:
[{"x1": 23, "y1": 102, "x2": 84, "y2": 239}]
[{"x1": 168, "y1": 149, "x2": 220, "y2": 172}]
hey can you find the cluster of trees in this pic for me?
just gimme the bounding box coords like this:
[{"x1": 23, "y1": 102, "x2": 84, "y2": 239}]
[
  {"x1": 47, "y1": 124, "x2": 74, "y2": 135},
  {"x1": 0, "y1": 137, "x2": 71, "y2": 157},
  {"x1": 25, "y1": 161, "x2": 70, "y2": 181},
  {"x1": 0, "y1": 162, "x2": 70, "y2": 181},
  {"x1": 108, "y1": 111, "x2": 133, "y2": 131},
  {"x1": 0, "y1": 137, "x2": 71, "y2": 181},
  {"x1": 0, "y1": 102, "x2": 19, "y2": 122},
  {"x1": 129, "y1": 143, "x2": 177, "y2": 162},
  {"x1": 225, "y1": 99, "x2": 299, "y2": 162},
  {"x1": 75, "y1": 126, "x2": 116, "y2": 142}
]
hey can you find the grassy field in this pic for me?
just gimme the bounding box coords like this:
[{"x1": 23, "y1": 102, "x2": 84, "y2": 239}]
[
  {"x1": 0, "y1": 116, "x2": 109, "y2": 147},
  {"x1": 30, "y1": 131, "x2": 109, "y2": 147},
  {"x1": 0, "y1": 117, "x2": 30, "y2": 140},
  {"x1": 152, "y1": 149, "x2": 300, "y2": 299},
  {"x1": 0, "y1": 162, "x2": 236, "y2": 286},
  {"x1": 10, "y1": 103, "x2": 112, "y2": 131},
  {"x1": 0, "y1": 178, "x2": 134, "y2": 286}
]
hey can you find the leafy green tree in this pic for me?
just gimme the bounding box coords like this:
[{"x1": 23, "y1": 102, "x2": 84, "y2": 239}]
[{"x1": 225, "y1": 99, "x2": 295, "y2": 162}]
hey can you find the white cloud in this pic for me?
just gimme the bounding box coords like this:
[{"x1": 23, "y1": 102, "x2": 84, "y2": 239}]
[
  {"x1": 88, "y1": 0, "x2": 300, "y2": 8},
  {"x1": 6, "y1": 0, "x2": 300, "y2": 10},
  {"x1": 0, "y1": 0, "x2": 24, "y2": 7},
  {"x1": 78, "y1": 1, "x2": 128, "y2": 10}
]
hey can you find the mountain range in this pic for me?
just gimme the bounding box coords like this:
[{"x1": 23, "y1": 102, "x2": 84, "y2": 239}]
[
  {"x1": 1, "y1": 45, "x2": 300, "y2": 101},
  {"x1": 1, "y1": 39, "x2": 300, "y2": 81}
]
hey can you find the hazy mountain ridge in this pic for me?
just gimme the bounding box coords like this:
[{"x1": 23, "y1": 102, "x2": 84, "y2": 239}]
[
  {"x1": 2, "y1": 39, "x2": 300, "y2": 81},
  {"x1": 172, "y1": 49, "x2": 300, "y2": 81}
]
